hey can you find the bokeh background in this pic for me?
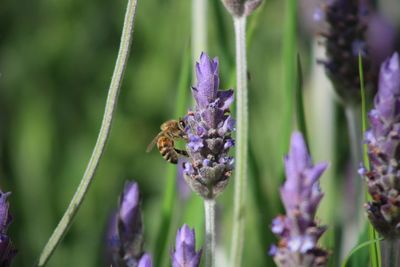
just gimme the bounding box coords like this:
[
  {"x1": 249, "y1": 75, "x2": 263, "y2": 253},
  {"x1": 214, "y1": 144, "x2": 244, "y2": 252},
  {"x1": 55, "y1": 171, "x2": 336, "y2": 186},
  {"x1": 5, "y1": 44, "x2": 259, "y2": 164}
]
[{"x1": 1, "y1": 0, "x2": 400, "y2": 266}]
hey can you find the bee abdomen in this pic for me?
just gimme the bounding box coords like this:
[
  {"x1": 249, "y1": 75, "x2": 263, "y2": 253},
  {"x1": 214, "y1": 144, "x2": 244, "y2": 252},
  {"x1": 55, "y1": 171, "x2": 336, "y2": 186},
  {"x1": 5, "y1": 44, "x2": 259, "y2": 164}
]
[{"x1": 157, "y1": 136, "x2": 178, "y2": 164}]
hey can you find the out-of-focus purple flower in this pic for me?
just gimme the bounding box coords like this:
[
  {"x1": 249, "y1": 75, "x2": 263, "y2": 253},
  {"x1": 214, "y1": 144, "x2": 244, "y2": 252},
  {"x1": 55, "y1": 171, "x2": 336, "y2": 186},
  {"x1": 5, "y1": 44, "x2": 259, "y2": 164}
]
[
  {"x1": 318, "y1": 0, "x2": 397, "y2": 105},
  {"x1": 183, "y1": 53, "x2": 235, "y2": 199},
  {"x1": 0, "y1": 190, "x2": 16, "y2": 267},
  {"x1": 171, "y1": 224, "x2": 202, "y2": 267},
  {"x1": 360, "y1": 53, "x2": 400, "y2": 238},
  {"x1": 366, "y1": 11, "x2": 397, "y2": 76},
  {"x1": 105, "y1": 181, "x2": 153, "y2": 267},
  {"x1": 118, "y1": 182, "x2": 143, "y2": 264},
  {"x1": 319, "y1": 0, "x2": 372, "y2": 105},
  {"x1": 270, "y1": 132, "x2": 329, "y2": 267}
]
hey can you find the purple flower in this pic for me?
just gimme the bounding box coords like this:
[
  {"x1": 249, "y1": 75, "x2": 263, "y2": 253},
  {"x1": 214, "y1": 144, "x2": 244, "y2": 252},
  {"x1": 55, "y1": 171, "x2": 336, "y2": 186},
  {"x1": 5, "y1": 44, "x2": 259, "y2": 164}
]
[
  {"x1": 0, "y1": 191, "x2": 16, "y2": 267},
  {"x1": 366, "y1": 12, "x2": 397, "y2": 74},
  {"x1": 183, "y1": 53, "x2": 235, "y2": 199},
  {"x1": 360, "y1": 53, "x2": 400, "y2": 238},
  {"x1": 271, "y1": 132, "x2": 329, "y2": 267},
  {"x1": 319, "y1": 0, "x2": 371, "y2": 104},
  {"x1": 106, "y1": 181, "x2": 152, "y2": 267},
  {"x1": 118, "y1": 182, "x2": 143, "y2": 262},
  {"x1": 171, "y1": 224, "x2": 202, "y2": 267}
]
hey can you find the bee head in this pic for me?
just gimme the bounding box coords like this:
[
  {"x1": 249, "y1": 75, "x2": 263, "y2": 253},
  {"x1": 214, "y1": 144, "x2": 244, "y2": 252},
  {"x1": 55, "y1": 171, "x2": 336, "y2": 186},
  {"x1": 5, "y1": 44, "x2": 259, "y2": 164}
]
[{"x1": 178, "y1": 119, "x2": 186, "y2": 130}]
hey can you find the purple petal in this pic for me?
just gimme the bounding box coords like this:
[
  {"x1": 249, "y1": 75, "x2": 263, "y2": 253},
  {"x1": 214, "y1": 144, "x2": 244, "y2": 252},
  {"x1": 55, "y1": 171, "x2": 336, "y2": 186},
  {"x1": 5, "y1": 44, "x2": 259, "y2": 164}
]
[
  {"x1": 271, "y1": 216, "x2": 286, "y2": 235},
  {"x1": 285, "y1": 132, "x2": 311, "y2": 181},
  {"x1": 188, "y1": 134, "x2": 204, "y2": 152},
  {"x1": 193, "y1": 53, "x2": 220, "y2": 108},
  {"x1": 0, "y1": 192, "x2": 11, "y2": 231},
  {"x1": 172, "y1": 225, "x2": 202, "y2": 267},
  {"x1": 378, "y1": 52, "x2": 400, "y2": 100},
  {"x1": 119, "y1": 182, "x2": 140, "y2": 228},
  {"x1": 138, "y1": 253, "x2": 153, "y2": 267},
  {"x1": 217, "y1": 89, "x2": 234, "y2": 110}
]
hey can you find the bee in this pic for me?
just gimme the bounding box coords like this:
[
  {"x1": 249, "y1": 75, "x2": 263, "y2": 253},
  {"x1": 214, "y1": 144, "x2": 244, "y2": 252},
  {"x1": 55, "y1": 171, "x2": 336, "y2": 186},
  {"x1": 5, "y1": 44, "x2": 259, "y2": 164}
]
[{"x1": 146, "y1": 119, "x2": 188, "y2": 164}]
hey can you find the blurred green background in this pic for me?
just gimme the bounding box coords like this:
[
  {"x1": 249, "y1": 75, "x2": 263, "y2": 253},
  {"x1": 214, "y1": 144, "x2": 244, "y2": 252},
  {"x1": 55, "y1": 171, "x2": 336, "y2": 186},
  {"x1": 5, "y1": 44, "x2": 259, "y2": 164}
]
[{"x1": 1, "y1": 0, "x2": 399, "y2": 266}]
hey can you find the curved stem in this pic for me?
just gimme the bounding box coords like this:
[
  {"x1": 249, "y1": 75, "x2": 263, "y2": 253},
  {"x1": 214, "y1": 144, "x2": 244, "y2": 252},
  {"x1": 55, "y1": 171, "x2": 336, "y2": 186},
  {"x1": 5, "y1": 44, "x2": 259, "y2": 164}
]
[
  {"x1": 204, "y1": 199, "x2": 216, "y2": 267},
  {"x1": 34, "y1": 1, "x2": 138, "y2": 265},
  {"x1": 230, "y1": 16, "x2": 248, "y2": 267}
]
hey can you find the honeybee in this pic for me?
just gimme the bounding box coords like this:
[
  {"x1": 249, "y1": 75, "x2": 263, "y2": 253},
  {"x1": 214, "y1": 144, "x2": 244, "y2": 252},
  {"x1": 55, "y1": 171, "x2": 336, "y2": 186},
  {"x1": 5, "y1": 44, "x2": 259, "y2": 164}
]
[{"x1": 146, "y1": 119, "x2": 188, "y2": 164}]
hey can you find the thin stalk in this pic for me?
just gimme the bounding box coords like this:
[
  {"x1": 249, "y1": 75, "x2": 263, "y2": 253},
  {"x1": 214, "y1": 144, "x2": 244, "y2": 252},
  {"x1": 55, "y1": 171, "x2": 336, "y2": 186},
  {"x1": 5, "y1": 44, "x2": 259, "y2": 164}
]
[
  {"x1": 34, "y1": 0, "x2": 138, "y2": 265},
  {"x1": 204, "y1": 199, "x2": 216, "y2": 267},
  {"x1": 341, "y1": 104, "x2": 364, "y2": 256},
  {"x1": 380, "y1": 239, "x2": 400, "y2": 267},
  {"x1": 230, "y1": 16, "x2": 248, "y2": 267},
  {"x1": 192, "y1": 0, "x2": 207, "y2": 73}
]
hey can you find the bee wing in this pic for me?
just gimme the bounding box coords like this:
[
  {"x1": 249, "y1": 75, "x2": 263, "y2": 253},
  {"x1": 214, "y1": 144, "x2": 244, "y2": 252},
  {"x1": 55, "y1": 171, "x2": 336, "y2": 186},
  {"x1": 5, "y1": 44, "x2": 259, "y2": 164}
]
[{"x1": 146, "y1": 132, "x2": 162, "y2": 152}]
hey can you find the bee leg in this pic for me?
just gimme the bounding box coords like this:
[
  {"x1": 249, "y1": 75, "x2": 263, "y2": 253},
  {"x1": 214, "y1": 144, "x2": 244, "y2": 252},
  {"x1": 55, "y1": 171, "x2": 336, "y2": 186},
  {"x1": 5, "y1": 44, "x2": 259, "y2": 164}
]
[{"x1": 174, "y1": 148, "x2": 188, "y2": 157}]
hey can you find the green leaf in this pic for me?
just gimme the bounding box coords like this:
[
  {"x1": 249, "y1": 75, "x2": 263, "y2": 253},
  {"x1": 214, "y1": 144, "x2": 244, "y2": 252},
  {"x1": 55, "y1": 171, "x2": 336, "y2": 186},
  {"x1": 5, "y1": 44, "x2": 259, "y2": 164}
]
[
  {"x1": 341, "y1": 237, "x2": 383, "y2": 267},
  {"x1": 281, "y1": 0, "x2": 297, "y2": 163},
  {"x1": 295, "y1": 54, "x2": 309, "y2": 149}
]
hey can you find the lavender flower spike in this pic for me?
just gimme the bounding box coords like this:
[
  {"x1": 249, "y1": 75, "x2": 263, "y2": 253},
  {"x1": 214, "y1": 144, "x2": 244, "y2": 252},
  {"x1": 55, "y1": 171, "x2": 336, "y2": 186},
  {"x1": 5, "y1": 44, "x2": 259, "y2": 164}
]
[
  {"x1": 183, "y1": 52, "x2": 235, "y2": 199},
  {"x1": 118, "y1": 182, "x2": 144, "y2": 264},
  {"x1": 106, "y1": 181, "x2": 147, "y2": 267},
  {"x1": 321, "y1": 0, "x2": 372, "y2": 104},
  {"x1": 360, "y1": 52, "x2": 400, "y2": 238},
  {"x1": 0, "y1": 190, "x2": 16, "y2": 267},
  {"x1": 171, "y1": 224, "x2": 202, "y2": 267},
  {"x1": 270, "y1": 132, "x2": 329, "y2": 267}
]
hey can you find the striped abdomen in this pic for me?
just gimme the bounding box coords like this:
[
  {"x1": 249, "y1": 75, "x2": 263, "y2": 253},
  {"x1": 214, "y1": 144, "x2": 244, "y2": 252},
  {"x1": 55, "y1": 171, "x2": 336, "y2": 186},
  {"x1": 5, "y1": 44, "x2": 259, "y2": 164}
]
[{"x1": 157, "y1": 135, "x2": 178, "y2": 164}]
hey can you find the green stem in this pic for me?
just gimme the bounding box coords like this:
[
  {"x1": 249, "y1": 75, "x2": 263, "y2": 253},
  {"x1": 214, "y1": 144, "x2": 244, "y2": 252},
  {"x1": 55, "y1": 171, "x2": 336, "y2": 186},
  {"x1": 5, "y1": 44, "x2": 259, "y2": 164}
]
[
  {"x1": 204, "y1": 199, "x2": 216, "y2": 267},
  {"x1": 341, "y1": 104, "x2": 364, "y2": 257},
  {"x1": 34, "y1": 0, "x2": 138, "y2": 265},
  {"x1": 192, "y1": 0, "x2": 207, "y2": 71},
  {"x1": 381, "y1": 239, "x2": 400, "y2": 267},
  {"x1": 230, "y1": 16, "x2": 248, "y2": 267}
]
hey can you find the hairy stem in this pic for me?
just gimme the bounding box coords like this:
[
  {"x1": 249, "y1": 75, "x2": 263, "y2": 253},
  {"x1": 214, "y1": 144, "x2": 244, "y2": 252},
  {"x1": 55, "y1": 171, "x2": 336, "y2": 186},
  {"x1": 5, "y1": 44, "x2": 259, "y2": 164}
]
[
  {"x1": 204, "y1": 199, "x2": 216, "y2": 267},
  {"x1": 35, "y1": 0, "x2": 138, "y2": 265},
  {"x1": 230, "y1": 16, "x2": 248, "y2": 267},
  {"x1": 192, "y1": 0, "x2": 207, "y2": 72},
  {"x1": 381, "y1": 239, "x2": 400, "y2": 267},
  {"x1": 341, "y1": 104, "x2": 364, "y2": 257}
]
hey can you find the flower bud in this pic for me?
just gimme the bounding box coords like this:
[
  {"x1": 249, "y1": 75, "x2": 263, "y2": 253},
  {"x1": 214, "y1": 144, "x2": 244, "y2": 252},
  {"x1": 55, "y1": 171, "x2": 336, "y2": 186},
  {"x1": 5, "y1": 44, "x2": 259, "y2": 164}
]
[{"x1": 171, "y1": 225, "x2": 202, "y2": 267}]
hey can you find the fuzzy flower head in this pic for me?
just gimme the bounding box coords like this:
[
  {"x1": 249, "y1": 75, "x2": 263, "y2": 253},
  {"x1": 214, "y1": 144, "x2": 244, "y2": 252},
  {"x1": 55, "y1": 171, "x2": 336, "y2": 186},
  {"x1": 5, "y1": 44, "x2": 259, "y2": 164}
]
[
  {"x1": 319, "y1": 0, "x2": 372, "y2": 105},
  {"x1": 183, "y1": 52, "x2": 235, "y2": 199},
  {"x1": 360, "y1": 52, "x2": 400, "y2": 238},
  {"x1": 171, "y1": 224, "x2": 202, "y2": 267},
  {"x1": 270, "y1": 132, "x2": 329, "y2": 267},
  {"x1": 0, "y1": 191, "x2": 16, "y2": 267}
]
